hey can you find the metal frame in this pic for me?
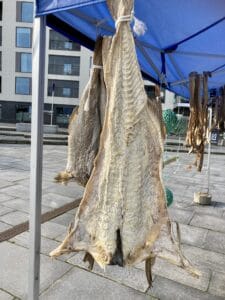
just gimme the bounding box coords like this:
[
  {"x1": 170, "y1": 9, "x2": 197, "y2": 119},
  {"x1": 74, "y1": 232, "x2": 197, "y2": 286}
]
[{"x1": 28, "y1": 15, "x2": 46, "y2": 300}]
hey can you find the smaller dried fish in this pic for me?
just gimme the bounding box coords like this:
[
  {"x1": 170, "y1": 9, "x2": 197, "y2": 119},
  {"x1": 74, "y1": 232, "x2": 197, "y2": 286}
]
[
  {"x1": 212, "y1": 86, "x2": 225, "y2": 131},
  {"x1": 55, "y1": 37, "x2": 107, "y2": 186},
  {"x1": 186, "y1": 72, "x2": 209, "y2": 171}
]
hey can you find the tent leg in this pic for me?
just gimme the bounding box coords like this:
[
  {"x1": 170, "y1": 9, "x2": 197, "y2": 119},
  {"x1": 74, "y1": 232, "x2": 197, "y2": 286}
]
[{"x1": 28, "y1": 16, "x2": 46, "y2": 300}]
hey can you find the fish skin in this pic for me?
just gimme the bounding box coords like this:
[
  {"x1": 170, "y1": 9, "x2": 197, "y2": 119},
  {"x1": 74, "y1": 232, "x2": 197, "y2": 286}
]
[
  {"x1": 50, "y1": 0, "x2": 198, "y2": 279},
  {"x1": 185, "y1": 72, "x2": 209, "y2": 171},
  {"x1": 55, "y1": 37, "x2": 107, "y2": 186}
]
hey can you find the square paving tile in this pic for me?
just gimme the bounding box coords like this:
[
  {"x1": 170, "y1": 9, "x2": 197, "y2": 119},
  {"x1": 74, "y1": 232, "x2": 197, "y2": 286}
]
[
  {"x1": 40, "y1": 267, "x2": 154, "y2": 300},
  {"x1": 0, "y1": 242, "x2": 72, "y2": 299},
  {"x1": 0, "y1": 211, "x2": 28, "y2": 226}
]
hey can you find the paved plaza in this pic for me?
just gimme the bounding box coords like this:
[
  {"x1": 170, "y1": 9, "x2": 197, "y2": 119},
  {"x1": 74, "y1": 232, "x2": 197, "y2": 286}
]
[{"x1": 0, "y1": 143, "x2": 225, "y2": 299}]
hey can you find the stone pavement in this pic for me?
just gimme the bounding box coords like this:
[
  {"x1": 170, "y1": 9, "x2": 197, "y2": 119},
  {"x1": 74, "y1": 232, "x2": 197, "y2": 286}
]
[{"x1": 0, "y1": 144, "x2": 225, "y2": 299}]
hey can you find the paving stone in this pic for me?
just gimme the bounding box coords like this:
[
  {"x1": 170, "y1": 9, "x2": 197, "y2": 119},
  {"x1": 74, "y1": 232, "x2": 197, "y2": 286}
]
[
  {"x1": 0, "y1": 206, "x2": 14, "y2": 217},
  {"x1": 0, "y1": 170, "x2": 29, "y2": 182},
  {"x1": 54, "y1": 232, "x2": 69, "y2": 242},
  {"x1": 0, "y1": 242, "x2": 72, "y2": 299},
  {"x1": 66, "y1": 208, "x2": 78, "y2": 215},
  {"x1": 148, "y1": 275, "x2": 224, "y2": 300},
  {"x1": 208, "y1": 271, "x2": 225, "y2": 298},
  {"x1": 203, "y1": 230, "x2": 225, "y2": 255},
  {"x1": 215, "y1": 202, "x2": 225, "y2": 211},
  {"x1": 0, "y1": 211, "x2": 28, "y2": 226},
  {"x1": 41, "y1": 221, "x2": 67, "y2": 239},
  {"x1": 0, "y1": 194, "x2": 15, "y2": 203},
  {"x1": 2, "y1": 198, "x2": 51, "y2": 214},
  {"x1": 152, "y1": 258, "x2": 210, "y2": 292},
  {"x1": 172, "y1": 223, "x2": 208, "y2": 247},
  {"x1": 1, "y1": 145, "x2": 225, "y2": 298},
  {"x1": 9, "y1": 231, "x2": 29, "y2": 248},
  {"x1": 0, "y1": 180, "x2": 13, "y2": 189},
  {"x1": 193, "y1": 204, "x2": 223, "y2": 217},
  {"x1": 42, "y1": 193, "x2": 75, "y2": 209},
  {"x1": 168, "y1": 208, "x2": 194, "y2": 224},
  {"x1": 9, "y1": 231, "x2": 75, "y2": 262},
  {"x1": 40, "y1": 267, "x2": 154, "y2": 300},
  {"x1": 190, "y1": 214, "x2": 225, "y2": 233},
  {"x1": 68, "y1": 252, "x2": 149, "y2": 292},
  {"x1": 51, "y1": 213, "x2": 74, "y2": 227},
  {"x1": 15, "y1": 178, "x2": 56, "y2": 190},
  {"x1": 0, "y1": 289, "x2": 14, "y2": 300},
  {"x1": 0, "y1": 221, "x2": 12, "y2": 231},
  {"x1": 182, "y1": 244, "x2": 225, "y2": 273},
  {"x1": 44, "y1": 182, "x2": 84, "y2": 200},
  {"x1": 0, "y1": 184, "x2": 30, "y2": 199}
]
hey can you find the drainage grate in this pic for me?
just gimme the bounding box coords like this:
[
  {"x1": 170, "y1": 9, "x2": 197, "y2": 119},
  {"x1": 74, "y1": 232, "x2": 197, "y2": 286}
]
[{"x1": 0, "y1": 198, "x2": 81, "y2": 243}]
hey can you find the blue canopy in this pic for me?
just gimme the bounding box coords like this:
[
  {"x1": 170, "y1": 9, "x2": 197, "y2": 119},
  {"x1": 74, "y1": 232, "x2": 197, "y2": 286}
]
[{"x1": 36, "y1": 0, "x2": 225, "y2": 99}]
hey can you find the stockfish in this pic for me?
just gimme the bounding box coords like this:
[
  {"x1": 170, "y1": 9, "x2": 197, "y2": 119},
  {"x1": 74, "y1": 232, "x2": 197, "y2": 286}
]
[
  {"x1": 186, "y1": 72, "x2": 209, "y2": 171},
  {"x1": 50, "y1": 0, "x2": 199, "y2": 283},
  {"x1": 55, "y1": 37, "x2": 107, "y2": 186}
]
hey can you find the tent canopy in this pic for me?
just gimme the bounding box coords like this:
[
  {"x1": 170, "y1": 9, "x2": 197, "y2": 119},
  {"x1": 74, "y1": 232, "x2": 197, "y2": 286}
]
[{"x1": 36, "y1": 0, "x2": 225, "y2": 98}]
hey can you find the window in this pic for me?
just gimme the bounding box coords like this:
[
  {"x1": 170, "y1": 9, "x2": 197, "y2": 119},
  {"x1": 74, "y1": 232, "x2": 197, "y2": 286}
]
[
  {"x1": 0, "y1": 52, "x2": 2, "y2": 71},
  {"x1": 0, "y1": 2, "x2": 2, "y2": 21},
  {"x1": 15, "y1": 77, "x2": 31, "y2": 95},
  {"x1": 16, "y1": 27, "x2": 32, "y2": 48},
  {"x1": 48, "y1": 80, "x2": 79, "y2": 98},
  {"x1": 49, "y1": 30, "x2": 81, "y2": 51},
  {"x1": 16, "y1": 2, "x2": 33, "y2": 23},
  {"x1": 0, "y1": 27, "x2": 2, "y2": 47},
  {"x1": 144, "y1": 85, "x2": 155, "y2": 98},
  {"x1": 56, "y1": 106, "x2": 74, "y2": 125},
  {"x1": 48, "y1": 55, "x2": 80, "y2": 76},
  {"x1": 0, "y1": 76, "x2": 1, "y2": 93},
  {"x1": 16, "y1": 104, "x2": 31, "y2": 122},
  {"x1": 144, "y1": 85, "x2": 165, "y2": 103},
  {"x1": 16, "y1": 53, "x2": 32, "y2": 72}
]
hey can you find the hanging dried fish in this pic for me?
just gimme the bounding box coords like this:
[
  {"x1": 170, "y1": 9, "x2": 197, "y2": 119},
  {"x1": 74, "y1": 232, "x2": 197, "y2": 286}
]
[
  {"x1": 185, "y1": 72, "x2": 209, "y2": 171},
  {"x1": 50, "y1": 0, "x2": 198, "y2": 281},
  {"x1": 212, "y1": 86, "x2": 225, "y2": 132},
  {"x1": 55, "y1": 37, "x2": 107, "y2": 186}
]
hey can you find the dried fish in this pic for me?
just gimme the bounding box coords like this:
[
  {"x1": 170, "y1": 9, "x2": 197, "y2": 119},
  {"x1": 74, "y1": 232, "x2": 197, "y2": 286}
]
[
  {"x1": 212, "y1": 86, "x2": 225, "y2": 132},
  {"x1": 50, "y1": 0, "x2": 198, "y2": 280},
  {"x1": 55, "y1": 37, "x2": 107, "y2": 186},
  {"x1": 186, "y1": 72, "x2": 209, "y2": 171}
]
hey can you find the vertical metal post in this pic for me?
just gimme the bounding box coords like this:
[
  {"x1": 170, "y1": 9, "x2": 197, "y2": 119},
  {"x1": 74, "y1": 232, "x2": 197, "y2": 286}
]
[
  {"x1": 50, "y1": 83, "x2": 55, "y2": 126},
  {"x1": 207, "y1": 107, "x2": 212, "y2": 193},
  {"x1": 28, "y1": 15, "x2": 46, "y2": 300}
]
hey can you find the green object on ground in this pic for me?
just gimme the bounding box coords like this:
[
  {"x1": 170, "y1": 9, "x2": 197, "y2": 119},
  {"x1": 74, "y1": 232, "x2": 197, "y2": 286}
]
[
  {"x1": 165, "y1": 187, "x2": 173, "y2": 207},
  {"x1": 163, "y1": 109, "x2": 177, "y2": 134},
  {"x1": 163, "y1": 109, "x2": 188, "y2": 135}
]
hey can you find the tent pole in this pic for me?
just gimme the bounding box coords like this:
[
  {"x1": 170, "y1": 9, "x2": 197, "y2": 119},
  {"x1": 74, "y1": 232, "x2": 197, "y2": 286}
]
[
  {"x1": 28, "y1": 15, "x2": 46, "y2": 300},
  {"x1": 207, "y1": 107, "x2": 212, "y2": 193}
]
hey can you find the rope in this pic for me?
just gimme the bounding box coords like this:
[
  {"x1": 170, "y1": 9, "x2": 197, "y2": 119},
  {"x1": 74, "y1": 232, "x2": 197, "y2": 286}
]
[
  {"x1": 92, "y1": 64, "x2": 103, "y2": 70},
  {"x1": 115, "y1": 14, "x2": 133, "y2": 29}
]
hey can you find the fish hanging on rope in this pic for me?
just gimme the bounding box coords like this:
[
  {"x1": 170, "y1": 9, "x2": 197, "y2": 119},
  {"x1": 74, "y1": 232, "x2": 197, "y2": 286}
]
[
  {"x1": 185, "y1": 72, "x2": 209, "y2": 171},
  {"x1": 55, "y1": 37, "x2": 107, "y2": 186},
  {"x1": 50, "y1": 0, "x2": 199, "y2": 285},
  {"x1": 212, "y1": 86, "x2": 225, "y2": 132}
]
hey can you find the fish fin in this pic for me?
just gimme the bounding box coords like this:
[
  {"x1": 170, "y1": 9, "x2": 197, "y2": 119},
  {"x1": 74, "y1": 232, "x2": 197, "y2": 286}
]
[
  {"x1": 83, "y1": 252, "x2": 95, "y2": 270},
  {"x1": 145, "y1": 256, "x2": 156, "y2": 288},
  {"x1": 54, "y1": 171, "x2": 73, "y2": 184}
]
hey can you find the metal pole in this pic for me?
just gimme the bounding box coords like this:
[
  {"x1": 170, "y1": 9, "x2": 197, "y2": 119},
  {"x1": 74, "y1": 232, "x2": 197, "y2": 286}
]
[
  {"x1": 50, "y1": 83, "x2": 55, "y2": 126},
  {"x1": 207, "y1": 107, "x2": 212, "y2": 193},
  {"x1": 28, "y1": 15, "x2": 46, "y2": 300}
]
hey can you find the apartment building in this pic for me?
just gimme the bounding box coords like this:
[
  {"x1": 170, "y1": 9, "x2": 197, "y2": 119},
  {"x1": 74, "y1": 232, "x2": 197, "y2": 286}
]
[
  {"x1": 0, "y1": 0, "x2": 92, "y2": 125},
  {"x1": 0, "y1": 0, "x2": 175, "y2": 126}
]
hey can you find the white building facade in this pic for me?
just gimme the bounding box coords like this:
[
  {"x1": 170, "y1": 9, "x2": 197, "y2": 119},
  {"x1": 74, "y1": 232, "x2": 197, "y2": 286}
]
[{"x1": 0, "y1": 0, "x2": 92, "y2": 125}]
